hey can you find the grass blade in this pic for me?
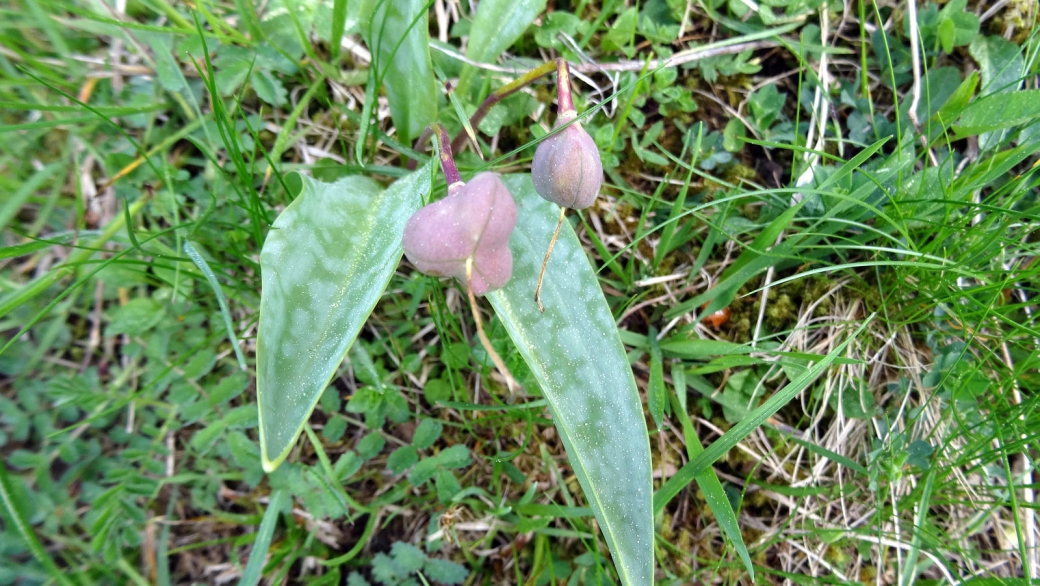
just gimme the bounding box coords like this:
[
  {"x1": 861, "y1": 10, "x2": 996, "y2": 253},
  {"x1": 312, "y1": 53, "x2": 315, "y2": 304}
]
[
  {"x1": 668, "y1": 388, "x2": 754, "y2": 578},
  {"x1": 184, "y1": 241, "x2": 247, "y2": 371},
  {"x1": 654, "y1": 315, "x2": 875, "y2": 513},
  {"x1": 330, "y1": 0, "x2": 349, "y2": 60},
  {"x1": 238, "y1": 489, "x2": 288, "y2": 586},
  {"x1": 360, "y1": 0, "x2": 437, "y2": 144}
]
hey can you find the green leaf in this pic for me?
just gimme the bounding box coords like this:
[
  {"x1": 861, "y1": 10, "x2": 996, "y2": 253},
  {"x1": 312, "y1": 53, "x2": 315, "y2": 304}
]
[
  {"x1": 184, "y1": 241, "x2": 247, "y2": 371},
  {"x1": 648, "y1": 334, "x2": 665, "y2": 430},
  {"x1": 457, "y1": 0, "x2": 547, "y2": 97},
  {"x1": 107, "y1": 298, "x2": 166, "y2": 337},
  {"x1": 391, "y1": 542, "x2": 426, "y2": 573},
  {"x1": 435, "y1": 468, "x2": 461, "y2": 502},
  {"x1": 387, "y1": 445, "x2": 419, "y2": 473},
  {"x1": 487, "y1": 175, "x2": 652, "y2": 586},
  {"x1": 600, "y1": 7, "x2": 638, "y2": 58},
  {"x1": 146, "y1": 35, "x2": 186, "y2": 92},
  {"x1": 660, "y1": 338, "x2": 749, "y2": 359},
  {"x1": 252, "y1": 69, "x2": 288, "y2": 107},
  {"x1": 435, "y1": 444, "x2": 471, "y2": 469},
  {"x1": 938, "y1": 0, "x2": 978, "y2": 49},
  {"x1": 533, "y1": 11, "x2": 588, "y2": 51},
  {"x1": 0, "y1": 459, "x2": 76, "y2": 586},
  {"x1": 257, "y1": 165, "x2": 430, "y2": 472},
  {"x1": 934, "y1": 71, "x2": 978, "y2": 126},
  {"x1": 412, "y1": 418, "x2": 443, "y2": 449},
  {"x1": 442, "y1": 341, "x2": 470, "y2": 369},
  {"x1": 723, "y1": 118, "x2": 745, "y2": 152},
  {"x1": 954, "y1": 90, "x2": 1040, "y2": 136},
  {"x1": 424, "y1": 377, "x2": 453, "y2": 405},
  {"x1": 323, "y1": 417, "x2": 348, "y2": 442},
  {"x1": 914, "y1": 67, "x2": 962, "y2": 123},
  {"x1": 335, "y1": 451, "x2": 362, "y2": 481},
  {"x1": 359, "y1": 0, "x2": 437, "y2": 143},
  {"x1": 668, "y1": 384, "x2": 753, "y2": 578},
  {"x1": 0, "y1": 233, "x2": 75, "y2": 261},
  {"x1": 423, "y1": 557, "x2": 468, "y2": 584},
  {"x1": 356, "y1": 432, "x2": 386, "y2": 460},
  {"x1": 331, "y1": 0, "x2": 350, "y2": 59},
  {"x1": 938, "y1": 17, "x2": 955, "y2": 54},
  {"x1": 969, "y1": 35, "x2": 1024, "y2": 97}
]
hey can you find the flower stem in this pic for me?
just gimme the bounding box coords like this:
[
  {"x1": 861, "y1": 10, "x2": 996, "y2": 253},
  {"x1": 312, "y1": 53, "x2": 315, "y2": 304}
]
[
  {"x1": 556, "y1": 59, "x2": 575, "y2": 115},
  {"x1": 534, "y1": 206, "x2": 567, "y2": 313},
  {"x1": 449, "y1": 59, "x2": 559, "y2": 154},
  {"x1": 466, "y1": 258, "x2": 517, "y2": 393},
  {"x1": 428, "y1": 122, "x2": 461, "y2": 187}
]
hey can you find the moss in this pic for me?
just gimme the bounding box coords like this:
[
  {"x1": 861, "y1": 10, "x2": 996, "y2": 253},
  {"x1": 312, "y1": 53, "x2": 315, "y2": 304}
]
[
  {"x1": 804, "y1": 276, "x2": 836, "y2": 317},
  {"x1": 766, "y1": 292, "x2": 797, "y2": 330},
  {"x1": 674, "y1": 530, "x2": 694, "y2": 577},
  {"x1": 740, "y1": 201, "x2": 761, "y2": 222},
  {"x1": 824, "y1": 543, "x2": 850, "y2": 566},
  {"x1": 722, "y1": 162, "x2": 757, "y2": 185},
  {"x1": 747, "y1": 489, "x2": 769, "y2": 509}
]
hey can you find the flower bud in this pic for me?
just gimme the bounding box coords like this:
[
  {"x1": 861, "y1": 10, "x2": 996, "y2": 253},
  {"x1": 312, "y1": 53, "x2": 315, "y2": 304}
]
[
  {"x1": 402, "y1": 172, "x2": 517, "y2": 295},
  {"x1": 531, "y1": 112, "x2": 603, "y2": 210}
]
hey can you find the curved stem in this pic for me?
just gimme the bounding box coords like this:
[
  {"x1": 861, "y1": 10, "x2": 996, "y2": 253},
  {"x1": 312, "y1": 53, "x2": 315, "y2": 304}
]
[
  {"x1": 466, "y1": 258, "x2": 517, "y2": 394},
  {"x1": 428, "y1": 122, "x2": 461, "y2": 186},
  {"x1": 409, "y1": 127, "x2": 433, "y2": 170},
  {"x1": 449, "y1": 59, "x2": 559, "y2": 154},
  {"x1": 534, "y1": 206, "x2": 567, "y2": 313},
  {"x1": 410, "y1": 59, "x2": 562, "y2": 165}
]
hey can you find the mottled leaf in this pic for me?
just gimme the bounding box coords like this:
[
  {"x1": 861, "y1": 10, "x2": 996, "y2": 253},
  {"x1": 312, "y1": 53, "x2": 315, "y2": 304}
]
[
  {"x1": 257, "y1": 165, "x2": 430, "y2": 472},
  {"x1": 488, "y1": 175, "x2": 652, "y2": 586}
]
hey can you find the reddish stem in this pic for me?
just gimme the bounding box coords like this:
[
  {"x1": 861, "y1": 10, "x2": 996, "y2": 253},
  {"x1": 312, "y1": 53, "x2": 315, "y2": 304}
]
[
  {"x1": 448, "y1": 59, "x2": 559, "y2": 154},
  {"x1": 556, "y1": 59, "x2": 575, "y2": 115},
  {"x1": 409, "y1": 59, "x2": 565, "y2": 165},
  {"x1": 429, "y1": 122, "x2": 461, "y2": 186}
]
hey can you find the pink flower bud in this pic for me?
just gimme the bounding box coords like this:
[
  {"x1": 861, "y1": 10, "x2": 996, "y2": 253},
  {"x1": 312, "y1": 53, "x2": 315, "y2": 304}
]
[
  {"x1": 531, "y1": 112, "x2": 603, "y2": 210},
  {"x1": 402, "y1": 172, "x2": 517, "y2": 295}
]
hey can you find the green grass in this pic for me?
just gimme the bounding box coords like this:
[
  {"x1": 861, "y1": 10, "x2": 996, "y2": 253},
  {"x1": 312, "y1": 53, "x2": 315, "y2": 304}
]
[{"x1": 1, "y1": 0, "x2": 1039, "y2": 584}]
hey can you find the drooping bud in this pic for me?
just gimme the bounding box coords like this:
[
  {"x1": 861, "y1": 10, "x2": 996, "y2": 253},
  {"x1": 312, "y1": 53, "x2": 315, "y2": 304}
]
[
  {"x1": 531, "y1": 112, "x2": 603, "y2": 209},
  {"x1": 402, "y1": 172, "x2": 517, "y2": 295},
  {"x1": 531, "y1": 59, "x2": 603, "y2": 210}
]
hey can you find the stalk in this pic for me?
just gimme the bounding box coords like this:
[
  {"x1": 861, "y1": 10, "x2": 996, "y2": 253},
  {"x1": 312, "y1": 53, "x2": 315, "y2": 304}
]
[
  {"x1": 429, "y1": 122, "x2": 461, "y2": 188},
  {"x1": 449, "y1": 59, "x2": 559, "y2": 154}
]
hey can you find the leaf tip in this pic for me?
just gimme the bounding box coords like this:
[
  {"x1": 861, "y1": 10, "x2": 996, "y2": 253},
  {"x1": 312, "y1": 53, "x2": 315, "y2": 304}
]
[{"x1": 261, "y1": 455, "x2": 280, "y2": 474}]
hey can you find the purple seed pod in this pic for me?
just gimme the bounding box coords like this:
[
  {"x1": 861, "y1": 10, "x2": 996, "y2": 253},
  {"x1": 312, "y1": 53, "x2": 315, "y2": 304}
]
[
  {"x1": 402, "y1": 172, "x2": 517, "y2": 296},
  {"x1": 531, "y1": 112, "x2": 603, "y2": 210}
]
